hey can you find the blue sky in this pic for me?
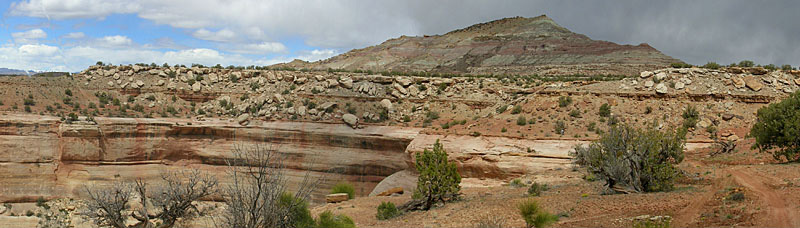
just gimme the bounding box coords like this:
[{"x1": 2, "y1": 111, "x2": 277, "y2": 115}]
[{"x1": 1, "y1": 0, "x2": 799, "y2": 72}]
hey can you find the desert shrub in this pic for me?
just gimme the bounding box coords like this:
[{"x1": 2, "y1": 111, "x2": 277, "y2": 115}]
[
  {"x1": 402, "y1": 140, "x2": 461, "y2": 211},
  {"x1": 572, "y1": 124, "x2": 686, "y2": 193},
  {"x1": 554, "y1": 120, "x2": 566, "y2": 135},
  {"x1": 633, "y1": 218, "x2": 672, "y2": 228},
  {"x1": 645, "y1": 106, "x2": 653, "y2": 114},
  {"x1": 569, "y1": 109, "x2": 581, "y2": 118},
  {"x1": 376, "y1": 201, "x2": 399, "y2": 220},
  {"x1": 65, "y1": 89, "x2": 72, "y2": 96},
  {"x1": 558, "y1": 96, "x2": 572, "y2": 107},
  {"x1": 496, "y1": 105, "x2": 508, "y2": 114},
  {"x1": 764, "y1": 64, "x2": 777, "y2": 71},
  {"x1": 670, "y1": 62, "x2": 692, "y2": 68},
  {"x1": 511, "y1": 105, "x2": 522, "y2": 114},
  {"x1": 517, "y1": 116, "x2": 527, "y2": 126},
  {"x1": 331, "y1": 182, "x2": 355, "y2": 199},
  {"x1": 681, "y1": 105, "x2": 699, "y2": 129},
  {"x1": 279, "y1": 192, "x2": 315, "y2": 228},
  {"x1": 598, "y1": 103, "x2": 611, "y2": 117},
  {"x1": 510, "y1": 179, "x2": 525, "y2": 188},
  {"x1": 738, "y1": 60, "x2": 755, "y2": 67},
  {"x1": 316, "y1": 211, "x2": 355, "y2": 228},
  {"x1": 781, "y1": 64, "x2": 793, "y2": 71},
  {"x1": 24, "y1": 105, "x2": 31, "y2": 112},
  {"x1": 474, "y1": 216, "x2": 506, "y2": 228},
  {"x1": 527, "y1": 182, "x2": 549, "y2": 196},
  {"x1": 702, "y1": 62, "x2": 721, "y2": 69},
  {"x1": 749, "y1": 91, "x2": 800, "y2": 162},
  {"x1": 24, "y1": 97, "x2": 35, "y2": 106},
  {"x1": 518, "y1": 199, "x2": 558, "y2": 228},
  {"x1": 587, "y1": 122, "x2": 596, "y2": 132}
]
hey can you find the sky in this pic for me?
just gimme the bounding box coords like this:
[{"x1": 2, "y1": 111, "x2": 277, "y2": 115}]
[{"x1": 1, "y1": 0, "x2": 799, "y2": 72}]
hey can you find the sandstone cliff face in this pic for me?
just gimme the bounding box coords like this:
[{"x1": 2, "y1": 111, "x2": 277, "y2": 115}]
[
  {"x1": 0, "y1": 114, "x2": 417, "y2": 202},
  {"x1": 298, "y1": 15, "x2": 680, "y2": 76}
]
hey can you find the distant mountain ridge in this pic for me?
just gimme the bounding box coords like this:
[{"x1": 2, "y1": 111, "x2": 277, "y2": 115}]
[
  {"x1": 283, "y1": 15, "x2": 681, "y2": 76},
  {"x1": 0, "y1": 68, "x2": 38, "y2": 75}
]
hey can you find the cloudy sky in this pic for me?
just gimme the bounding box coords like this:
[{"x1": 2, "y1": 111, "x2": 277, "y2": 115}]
[{"x1": 1, "y1": 0, "x2": 799, "y2": 72}]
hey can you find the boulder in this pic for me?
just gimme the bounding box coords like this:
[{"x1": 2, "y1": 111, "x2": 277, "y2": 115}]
[
  {"x1": 107, "y1": 81, "x2": 114, "y2": 87},
  {"x1": 237, "y1": 114, "x2": 250, "y2": 126},
  {"x1": 135, "y1": 80, "x2": 145, "y2": 88},
  {"x1": 795, "y1": 78, "x2": 800, "y2": 86},
  {"x1": 749, "y1": 67, "x2": 768, "y2": 75},
  {"x1": 396, "y1": 77, "x2": 413, "y2": 87},
  {"x1": 376, "y1": 187, "x2": 404, "y2": 196},
  {"x1": 743, "y1": 76, "x2": 764, "y2": 91},
  {"x1": 326, "y1": 193, "x2": 349, "y2": 203},
  {"x1": 132, "y1": 65, "x2": 141, "y2": 72},
  {"x1": 732, "y1": 77, "x2": 746, "y2": 88},
  {"x1": 674, "y1": 82, "x2": 685, "y2": 90},
  {"x1": 655, "y1": 83, "x2": 668, "y2": 94},
  {"x1": 722, "y1": 113, "x2": 735, "y2": 121},
  {"x1": 192, "y1": 82, "x2": 202, "y2": 92},
  {"x1": 644, "y1": 80, "x2": 654, "y2": 88},
  {"x1": 696, "y1": 119, "x2": 711, "y2": 128},
  {"x1": 319, "y1": 102, "x2": 336, "y2": 111},
  {"x1": 727, "y1": 67, "x2": 744, "y2": 74},
  {"x1": 339, "y1": 77, "x2": 353, "y2": 89},
  {"x1": 342, "y1": 114, "x2": 358, "y2": 128},
  {"x1": 297, "y1": 106, "x2": 306, "y2": 116},
  {"x1": 640, "y1": 71, "x2": 653, "y2": 78},
  {"x1": 156, "y1": 79, "x2": 165, "y2": 86},
  {"x1": 294, "y1": 76, "x2": 307, "y2": 84},
  {"x1": 380, "y1": 99, "x2": 393, "y2": 111},
  {"x1": 654, "y1": 72, "x2": 668, "y2": 82}
]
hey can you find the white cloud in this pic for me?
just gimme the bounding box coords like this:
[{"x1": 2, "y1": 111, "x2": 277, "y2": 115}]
[
  {"x1": 9, "y1": 0, "x2": 140, "y2": 19},
  {"x1": 11, "y1": 29, "x2": 47, "y2": 44},
  {"x1": 19, "y1": 44, "x2": 59, "y2": 56},
  {"x1": 97, "y1": 35, "x2": 133, "y2": 47},
  {"x1": 296, "y1": 49, "x2": 338, "y2": 62},
  {"x1": 230, "y1": 42, "x2": 288, "y2": 54},
  {"x1": 62, "y1": 32, "x2": 85, "y2": 39},
  {"x1": 192, "y1": 29, "x2": 236, "y2": 42}
]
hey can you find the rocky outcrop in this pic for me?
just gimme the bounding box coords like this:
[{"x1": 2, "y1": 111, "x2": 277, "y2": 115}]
[{"x1": 0, "y1": 114, "x2": 417, "y2": 203}]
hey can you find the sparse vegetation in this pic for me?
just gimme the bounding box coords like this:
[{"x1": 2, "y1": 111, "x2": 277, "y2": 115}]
[
  {"x1": 517, "y1": 116, "x2": 527, "y2": 126},
  {"x1": 331, "y1": 182, "x2": 355, "y2": 199},
  {"x1": 558, "y1": 96, "x2": 572, "y2": 107},
  {"x1": 518, "y1": 199, "x2": 558, "y2": 228},
  {"x1": 702, "y1": 62, "x2": 721, "y2": 69},
  {"x1": 376, "y1": 201, "x2": 400, "y2": 220},
  {"x1": 682, "y1": 105, "x2": 699, "y2": 129},
  {"x1": 527, "y1": 182, "x2": 549, "y2": 197},
  {"x1": 572, "y1": 124, "x2": 686, "y2": 193},
  {"x1": 511, "y1": 105, "x2": 522, "y2": 114},
  {"x1": 598, "y1": 103, "x2": 611, "y2": 117}
]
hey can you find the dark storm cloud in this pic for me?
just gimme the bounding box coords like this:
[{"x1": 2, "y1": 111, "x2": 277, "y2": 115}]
[{"x1": 392, "y1": 0, "x2": 800, "y2": 66}]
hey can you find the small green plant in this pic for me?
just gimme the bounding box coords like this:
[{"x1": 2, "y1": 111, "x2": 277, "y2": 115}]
[
  {"x1": 331, "y1": 182, "x2": 355, "y2": 199},
  {"x1": 682, "y1": 105, "x2": 699, "y2": 129},
  {"x1": 598, "y1": 103, "x2": 611, "y2": 117},
  {"x1": 569, "y1": 109, "x2": 581, "y2": 118},
  {"x1": 510, "y1": 179, "x2": 526, "y2": 188},
  {"x1": 316, "y1": 211, "x2": 356, "y2": 228},
  {"x1": 518, "y1": 199, "x2": 558, "y2": 228},
  {"x1": 554, "y1": 120, "x2": 566, "y2": 135},
  {"x1": 410, "y1": 140, "x2": 461, "y2": 211},
  {"x1": 558, "y1": 96, "x2": 572, "y2": 108},
  {"x1": 65, "y1": 89, "x2": 72, "y2": 96},
  {"x1": 738, "y1": 60, "x2": 755, "y2": 67},
  {"x1": 702, "y1": 62, "x2": 721, "y2": 69},
  {"x1": 511, "y1": 105, "x2": 522, "y2": 114},
  {"x1": 527, "y1": 182, "x2": 549, "y2": 196},
  {"x1": 497, "y1": 105, "x2": 508, "y2": 114},
  {"x1": 376, "y1": 201, "x2": 400, "y2": 220},
  {"x1": 633, "y1": 217, "x2": 672, "y2": 228},
  {"x1": 517, "y1": 116, "x2": 527, "y2": 126},
  {"x1": 501, "y1": 127, "x2": 507, "y2": 133}
]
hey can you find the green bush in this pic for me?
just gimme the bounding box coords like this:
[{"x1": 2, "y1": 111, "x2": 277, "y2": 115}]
[
  {"x1": 412, "y1": 139, "x2": 461, "y2": 210},
  {"x1": 598, "y1": 103, "x2": 611, "y2": 117},
  {"x1": 633, "y1": 218, "x2": 671, "y2": 228},
  {"x1": 572, "y1": 124, "x2": 686, "y2": 193},
  {"x1": 510, "y1": 179, "x2": 525, "y2": 188},
  {"x1": 518, "y1": 199, "x2": 558, "y2": 228},
  {"x1": 738, "y1": 60, "x2": 755, "y2": 67},
  {"x1": 279, "y1": 192, "x2": 316, "y2": 228},
  {"x1": 316, "y1": 211, "x2": 355, "y2": 228},
  {"x1": 511, "y1": 105, "x2": 522, "y2": 114},
  {"x1": 331, "y1": 183, "x2": 355, "y2": 199},
  {"x1": 750, "y1": 91, "x2": 800, "y2": 162},
  {"x1": 681, "y1": 105, "x2": 699, "y2": 129},
  {"x1": 569, "y1": 109, "x2": 581, "y2": 118},
  {"x1": 781, "y1": 64, "x2": 793, "y2": 71},
  {"x1": 554, "y1": 120, "x2": 566, "y2": 135},
  {"x1": 558, "y1": 96, "x2": 572, "y2": 108},
  {"x1": 670, "y1": 62, "x2": 693, "y2": 68},
  {"x1": 527, "y1": 182, "x2": 549, "y2": 196},
  {"x1": 517, "y1": 116, "x2": 527, "y2": 126},
  {"x1": 496, "y1": 105, "x2": 508, "y2": 114},
  {"x1": 702, "y1": 62, "x2": 721, "y2": 69},
  {"x1": 376, "y1": 201, "x2": 399, "y2": 220},
  {"x1": 764, "y1": 64, "x2": 777, "y2": 71}
]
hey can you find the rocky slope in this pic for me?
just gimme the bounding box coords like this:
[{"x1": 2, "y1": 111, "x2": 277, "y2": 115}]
[{"x1": 292, "y1": 15, "x2": 681, "y2": 76}]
